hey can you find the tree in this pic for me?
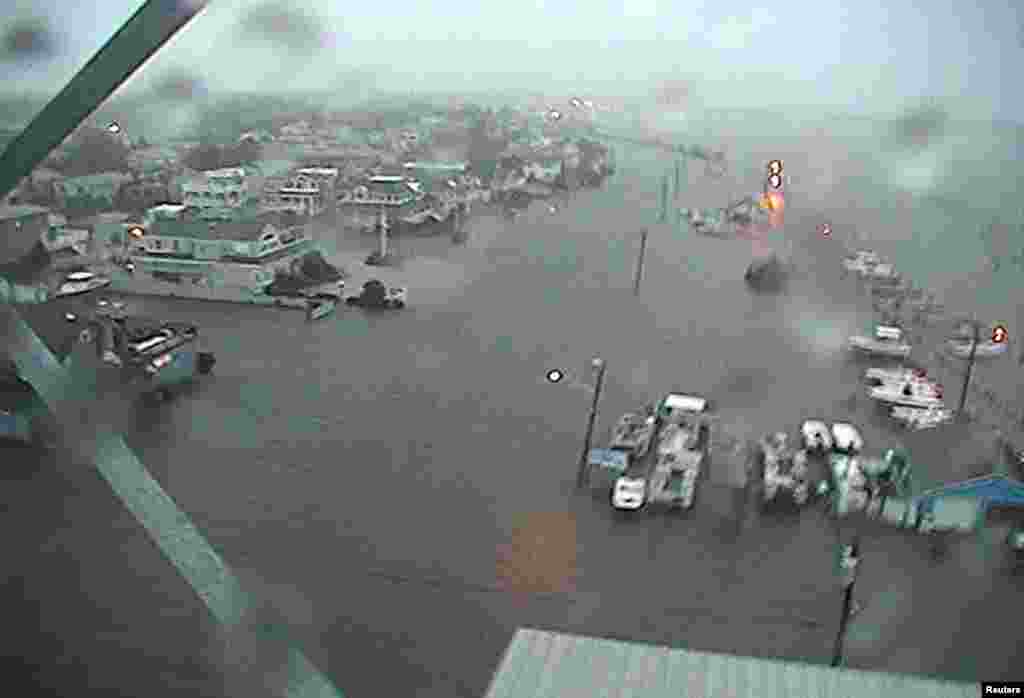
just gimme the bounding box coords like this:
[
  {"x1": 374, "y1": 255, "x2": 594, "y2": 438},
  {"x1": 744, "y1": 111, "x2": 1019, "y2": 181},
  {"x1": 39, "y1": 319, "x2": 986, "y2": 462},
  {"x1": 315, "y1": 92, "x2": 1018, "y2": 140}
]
[{"x1": 59, "y1": 126, "x2": 131, "y2": 176}]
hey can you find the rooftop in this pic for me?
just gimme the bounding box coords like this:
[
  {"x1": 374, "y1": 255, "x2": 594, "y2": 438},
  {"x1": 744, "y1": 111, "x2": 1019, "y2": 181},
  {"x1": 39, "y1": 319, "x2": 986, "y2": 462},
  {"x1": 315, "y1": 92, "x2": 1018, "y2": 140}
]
[
  {"x1": 150, "y1": 219, "x2": 273, "y2": 242},
  {"x1": 486, "y1": 629, "x2": 976, "y2": 698}
]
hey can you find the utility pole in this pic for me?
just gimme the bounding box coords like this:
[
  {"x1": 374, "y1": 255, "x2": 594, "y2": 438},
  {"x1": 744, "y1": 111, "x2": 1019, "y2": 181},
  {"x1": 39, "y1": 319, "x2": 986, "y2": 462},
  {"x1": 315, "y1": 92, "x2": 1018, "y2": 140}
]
[
  {"x1": 659, "y1": 173, "x2": 670, "y2": 224},
  {"x1": 633, "y1": 229, "x2": 648, "y2": 296},
  {"x1": 831, "y1": 537, "x2": 861, "y2": 667},
  {"x1": 577, "y1": 357, "x2": 607, "y2": 489},
  {"x1": 957, "y1": 319, "x2": 981, "y2": 416},
  {"x1": 674, "y1": 159, "x2": 681, "y2": 199}
]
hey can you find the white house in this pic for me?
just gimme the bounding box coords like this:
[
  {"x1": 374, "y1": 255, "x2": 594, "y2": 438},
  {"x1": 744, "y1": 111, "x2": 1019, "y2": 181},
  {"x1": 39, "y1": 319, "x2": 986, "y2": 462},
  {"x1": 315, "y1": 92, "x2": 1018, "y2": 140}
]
[{"x1": 181, "y1": 168, "x2": 250, "y2": 215}]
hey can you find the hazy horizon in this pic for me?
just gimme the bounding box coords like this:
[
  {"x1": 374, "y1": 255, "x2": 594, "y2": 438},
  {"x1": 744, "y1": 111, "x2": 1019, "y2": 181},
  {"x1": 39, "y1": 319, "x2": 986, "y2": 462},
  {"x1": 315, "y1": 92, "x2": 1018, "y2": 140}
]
[{"x1": 4, "y1": 1, "x2": 1023, "y2": 125}]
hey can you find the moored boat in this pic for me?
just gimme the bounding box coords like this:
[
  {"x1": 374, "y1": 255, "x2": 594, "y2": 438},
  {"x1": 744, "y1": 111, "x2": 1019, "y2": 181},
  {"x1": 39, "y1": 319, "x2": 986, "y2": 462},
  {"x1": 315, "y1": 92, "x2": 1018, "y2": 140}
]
[
  {"x1": 848, "y1": 325, "x2": 912, "y2": 359},
  {"x1": 945, "y1": 338, "x2": 1008, "y2": 359},
  {"x1": 56, "y1": 270, "x2": 111, "y2": 297}
]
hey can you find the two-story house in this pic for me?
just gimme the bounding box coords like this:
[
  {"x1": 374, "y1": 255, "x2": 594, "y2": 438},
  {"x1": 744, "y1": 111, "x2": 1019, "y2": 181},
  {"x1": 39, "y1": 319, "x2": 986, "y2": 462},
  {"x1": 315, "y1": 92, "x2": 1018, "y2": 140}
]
[
  {"x1": 337, "y1": 175, "x2": 425, "y2": 230},
  {"x1": 261, "y1": 167, "x2": 338, "y2": 217},
  {"x1": 181, "y1": 167, "x2": 251, "y2": 219},
  {"x1": 133, "y1": 212, "x2": 313, "y2": 289}
]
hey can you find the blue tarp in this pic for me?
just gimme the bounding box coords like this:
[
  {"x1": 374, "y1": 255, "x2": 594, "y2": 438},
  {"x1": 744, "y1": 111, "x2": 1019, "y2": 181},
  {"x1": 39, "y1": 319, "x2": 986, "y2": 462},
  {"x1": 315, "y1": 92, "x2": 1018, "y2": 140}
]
[
  {"x1": 588, "y1": 448, "x2": 628, "y2": 471},
  {"x1": 919, "y1": 475, "x2": 1024, "y2": 510}
]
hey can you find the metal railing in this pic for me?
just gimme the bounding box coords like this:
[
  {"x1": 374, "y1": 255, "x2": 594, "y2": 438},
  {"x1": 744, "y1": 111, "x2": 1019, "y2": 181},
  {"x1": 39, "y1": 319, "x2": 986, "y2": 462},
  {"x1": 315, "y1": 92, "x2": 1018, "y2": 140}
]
[{"x1": 0, "y1": 2, "x2": 342, "y2": 695}]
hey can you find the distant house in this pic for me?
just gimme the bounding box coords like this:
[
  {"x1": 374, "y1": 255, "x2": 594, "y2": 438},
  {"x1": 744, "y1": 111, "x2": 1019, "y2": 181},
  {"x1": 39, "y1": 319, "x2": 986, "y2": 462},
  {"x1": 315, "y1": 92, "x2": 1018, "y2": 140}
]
[
  {"x1": 337, "y1": 175, "x2": 425, "y2": 229},
  {"x1": 278, "y1": 121, "x2": 315, "y2": 143},
  {"x1": 55, "y1": 172, "x2": 132, "y2": 211},
  {"x1": 181, "y1": 167, "x2": 251, "y2": 218},
  {"x1": 261, "y1": 170, "x2": 334, "y2": 217}
]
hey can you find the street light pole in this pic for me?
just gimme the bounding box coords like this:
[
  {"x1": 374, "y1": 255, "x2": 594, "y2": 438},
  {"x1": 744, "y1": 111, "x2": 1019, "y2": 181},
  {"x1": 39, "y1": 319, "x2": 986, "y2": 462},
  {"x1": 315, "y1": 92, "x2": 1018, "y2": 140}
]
[
  {"x1": 957, "y1": 320, "x2": 980, "y2": 416},
  {"x1": 577, "y1": 357, "x2": 607, "y2": 489},
  {"x1": 831, "y1": 537, "x2": 861, "y2": 667},
  {"x1": 633, "y1": 229, "x2": 649, "y2": 297}
]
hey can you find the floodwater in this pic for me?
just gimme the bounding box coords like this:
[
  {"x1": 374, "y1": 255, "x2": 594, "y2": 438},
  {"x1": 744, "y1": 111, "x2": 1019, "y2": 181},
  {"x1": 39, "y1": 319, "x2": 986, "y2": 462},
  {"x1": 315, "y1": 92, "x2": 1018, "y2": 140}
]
[{"x1": 5, "y1": 115, "x2": 1024, "y2": 697}]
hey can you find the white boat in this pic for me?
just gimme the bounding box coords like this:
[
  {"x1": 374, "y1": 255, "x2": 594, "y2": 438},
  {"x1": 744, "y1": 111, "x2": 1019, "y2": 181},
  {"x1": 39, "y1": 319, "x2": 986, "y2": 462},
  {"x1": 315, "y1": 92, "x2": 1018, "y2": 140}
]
[
  {"x1": 800, "y1": 420, "x2": 832, "y2": 453},
  {"x1": 830, "y1": 422, "x2": 864, "y2": 455},
  {"x1": 864, "y1": 366, "x2": 928, "y2": 386},
  {"x1": 868, "y1": 380, "x2": 944, "y2": 409},
  {"x1": 890, "y1": 405, "x2": 954, "y2": 430},
  {"x1": 945, "y1": 339, "x2": 1008, "y2": 359},
  {"x1": 842, "y1": 250, "x2": 882, "y2": 273},
  {"x1": 57, "y1": 271, "x2": 111, "y2": 297},
  {"x1": 848, "y1": 325, "x2": 912, "y2": 359},
  {"x1": 860, "y1": 263, "x2": 901, "y2": 282}
]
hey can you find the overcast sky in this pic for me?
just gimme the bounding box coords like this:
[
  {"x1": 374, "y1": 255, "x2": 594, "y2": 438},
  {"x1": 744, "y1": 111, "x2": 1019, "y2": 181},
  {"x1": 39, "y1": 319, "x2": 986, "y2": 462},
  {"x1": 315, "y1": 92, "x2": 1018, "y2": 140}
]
[{"x1": 4, "y1": 0, "x2": 1023, "y2": 122}]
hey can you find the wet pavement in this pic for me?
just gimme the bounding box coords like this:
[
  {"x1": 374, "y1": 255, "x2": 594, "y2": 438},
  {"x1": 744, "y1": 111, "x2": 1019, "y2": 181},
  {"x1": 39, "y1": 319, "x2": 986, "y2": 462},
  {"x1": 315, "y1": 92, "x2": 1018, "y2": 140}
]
[{"x1": 4, "y1": 135, "x2": 1024, "y2": 696}]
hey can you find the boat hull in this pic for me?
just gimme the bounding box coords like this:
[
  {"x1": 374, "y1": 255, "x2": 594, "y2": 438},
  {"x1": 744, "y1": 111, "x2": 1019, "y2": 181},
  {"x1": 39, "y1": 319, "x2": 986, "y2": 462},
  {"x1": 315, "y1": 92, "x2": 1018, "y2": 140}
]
[
  {"x1": 56, "y1": 278, "x2": 112, "y2": 297},
  {"x1": 848, "y1": 338, "x2": 912, "y2": 359}
]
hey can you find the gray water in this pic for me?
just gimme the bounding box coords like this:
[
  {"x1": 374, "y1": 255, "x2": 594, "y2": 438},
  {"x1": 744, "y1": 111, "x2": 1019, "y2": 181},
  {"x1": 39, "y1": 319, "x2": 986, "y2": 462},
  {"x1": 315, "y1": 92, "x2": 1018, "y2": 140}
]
[{"x1": 6, "y1": 114, "x2": 1024, "y2": 696}]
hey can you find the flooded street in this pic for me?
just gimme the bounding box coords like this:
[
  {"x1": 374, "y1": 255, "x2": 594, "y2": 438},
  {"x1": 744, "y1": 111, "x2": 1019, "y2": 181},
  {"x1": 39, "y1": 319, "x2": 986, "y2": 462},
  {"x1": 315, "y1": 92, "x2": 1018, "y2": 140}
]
[{"x1": 5, "y1": 128, "x2": 1024, "y2": 697}]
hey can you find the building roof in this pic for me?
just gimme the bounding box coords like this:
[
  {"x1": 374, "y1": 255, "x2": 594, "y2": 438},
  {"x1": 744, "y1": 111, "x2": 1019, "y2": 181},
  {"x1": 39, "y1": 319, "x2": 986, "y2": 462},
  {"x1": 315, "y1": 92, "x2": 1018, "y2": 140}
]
[
  {"x1": 485, "y1": 629, "x2": 976, "y2": 698},
  {"x1": 0, "y1": 204, "x2": 50, "y2": 220},
  {"x1": 59, "y1": 172, "x2": 130, "y2": 186},
  {"x1": 149, "y1": 219, "x2": 272, "y2": 242}
]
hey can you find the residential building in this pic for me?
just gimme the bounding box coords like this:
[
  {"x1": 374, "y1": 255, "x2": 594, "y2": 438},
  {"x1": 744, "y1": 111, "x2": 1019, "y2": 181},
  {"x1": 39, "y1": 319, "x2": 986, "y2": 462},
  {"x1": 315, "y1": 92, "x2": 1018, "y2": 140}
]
[
  {"x1": 261, "y1": 168, "x2": 338, "y2": 217},
  {"x1": 278, "y1": 121, "x2": 315, "y2": 143},
  {"x1": 337, "y1": 175, "x2": 424, "y2": 229},
  {"x1": 71, "y1": 211, "x2": 140, "y2": 261},
  {"x1": 130, "y1": 212, "x2": 314, "y2": 289},
  {"x1": 181, "y1": 167, "x2": 250, "y2": 218},
  {"x1": 485, "y1": 629, "x2": 976, "y2": 698}
]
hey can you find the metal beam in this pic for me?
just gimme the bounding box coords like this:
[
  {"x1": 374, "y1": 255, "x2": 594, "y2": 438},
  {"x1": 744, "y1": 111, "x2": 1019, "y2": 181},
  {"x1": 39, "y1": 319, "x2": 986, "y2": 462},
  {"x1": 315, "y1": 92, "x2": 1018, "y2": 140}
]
[{"x1": 0, "y1": 1, "x2": 342, "y2": 694}]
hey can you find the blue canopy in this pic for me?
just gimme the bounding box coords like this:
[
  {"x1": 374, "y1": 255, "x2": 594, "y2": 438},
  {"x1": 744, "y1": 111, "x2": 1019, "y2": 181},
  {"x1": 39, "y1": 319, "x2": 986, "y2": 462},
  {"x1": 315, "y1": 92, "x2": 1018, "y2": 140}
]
[
  {"x1": 919, "y1": 475, "x2": 1024, "y2": 510},
  {"x1": 588, "y1": 448, "x2": 628, "y2": 471}
]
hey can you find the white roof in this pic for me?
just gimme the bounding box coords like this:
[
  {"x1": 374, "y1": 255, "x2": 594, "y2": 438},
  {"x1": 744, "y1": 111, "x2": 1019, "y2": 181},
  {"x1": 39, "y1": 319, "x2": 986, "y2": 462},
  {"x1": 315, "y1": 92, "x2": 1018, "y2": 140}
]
[
  {"x1": 486, "y1": 629, "x2": 977, "y2": 698},
  {"x1": 663, "y1": 394, "x2": 707, "y2": 413},
  {"x1": 370, "y1": 175, "x2": 405, "y2": 182},
  {"x1": 876, "y1": 325, "x2": 903, "y2": 340}
]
